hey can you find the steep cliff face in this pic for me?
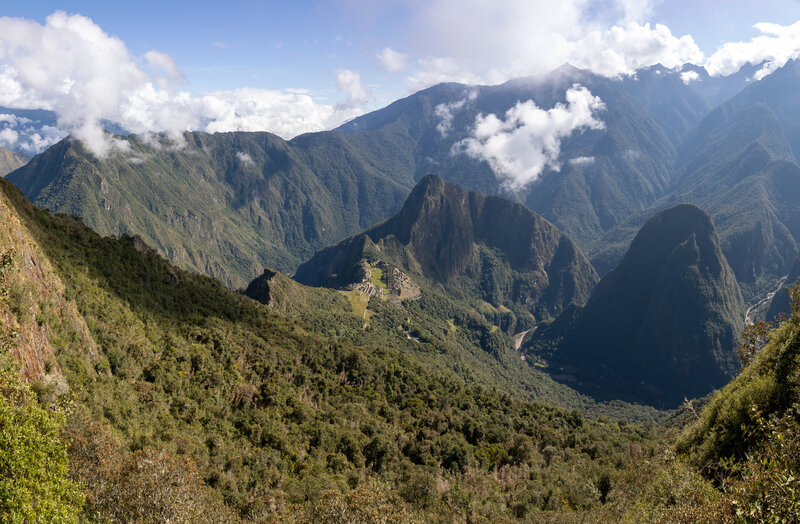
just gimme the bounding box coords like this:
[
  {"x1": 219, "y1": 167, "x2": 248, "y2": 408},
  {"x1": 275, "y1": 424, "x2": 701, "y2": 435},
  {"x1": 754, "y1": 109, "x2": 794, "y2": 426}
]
[
  {"x1": 295, "y1": 175, "x2": 598, "y2": 323},
  {"x1": 528, "y1": 204, "x2": 745, "y2": 406},
  {"x1": 0, "y1": 178, "x2": 98, "y2": 382}
]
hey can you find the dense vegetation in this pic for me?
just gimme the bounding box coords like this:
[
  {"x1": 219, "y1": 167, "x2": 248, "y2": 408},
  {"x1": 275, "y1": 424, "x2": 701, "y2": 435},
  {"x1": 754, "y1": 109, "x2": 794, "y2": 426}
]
[
  {"x1": 0, "y1": 178, "x2": 669, "y2": 521},
  {"x1": 0, "y1": 251, "x2": 84, "y2": 521},
  {"x1": 3, "y1": 159, "x2": 800, "y2": 520},
  {"x1": 6, "y1": 59, "x2": 800, "y2": 519},
  {"x1": 9, "y1": 60, "x2": 800, "y2": 308}
]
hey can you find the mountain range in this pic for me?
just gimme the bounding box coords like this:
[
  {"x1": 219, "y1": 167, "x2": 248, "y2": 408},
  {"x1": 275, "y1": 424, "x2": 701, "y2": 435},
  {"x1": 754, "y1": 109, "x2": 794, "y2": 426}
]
[
  {"x1": 5, "y1": 55, "x2": 800, "y2": 520},
  {"x1": 294, "y1": 174, "x2": 597, "y2": 325},
  {"x1": 8, "y1": 60, "x2": 800, "y2": 309}
]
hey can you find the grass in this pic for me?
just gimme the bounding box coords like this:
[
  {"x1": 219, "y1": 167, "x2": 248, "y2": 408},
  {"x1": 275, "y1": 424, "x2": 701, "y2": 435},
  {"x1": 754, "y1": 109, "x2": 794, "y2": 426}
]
[
  {"x1": 369, "y1": 266, "x2": 387, "y2": 290},
  {"x1": 342, "y1": 290, "x2": 370, "y2": 320}
]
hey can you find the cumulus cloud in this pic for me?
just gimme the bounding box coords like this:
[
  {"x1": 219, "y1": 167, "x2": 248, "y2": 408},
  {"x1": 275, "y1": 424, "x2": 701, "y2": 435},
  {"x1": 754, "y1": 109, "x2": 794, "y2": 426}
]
[
  {"x1": 407, "y1": 56, "x2": 484, "y2": 92},
  {"x1": 0, "y1": 128, "x2": 19, "y2": 148},
  {"x1": 453, "y1": 85, "x2": 605, "y2": 190},
  {"x1": 143, "y1": 50, "x2": 185, "y2": 83},
  {"x1": 0, "y1": 12, "x2": 363, "y2": 157},
  {"x1": 569, "y1": 22, "x2": 703, "y2": 77},
  {"x1": 706, "y1": 20, "x2": 800, "y2": 79},
  {"x1": 382, "y1": 0, "x2": 704, "y2": 89},
  {"x1": 434, "y1": 89, "x2": 477, "y2": 137},
  {"x1": 335, "y1": 69, "x2": 370, "y2": 108},
  {"x1": 0, "y1": 111, "x2": 65, "y2": 154},
  {"x1": 376, "y1": 47, "x2": 409, "y2": 72}
]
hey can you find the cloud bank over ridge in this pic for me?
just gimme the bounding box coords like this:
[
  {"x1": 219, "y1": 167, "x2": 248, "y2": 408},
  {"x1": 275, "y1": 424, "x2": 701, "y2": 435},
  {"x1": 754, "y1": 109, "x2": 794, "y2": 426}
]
[
  {"x1": 3, "y1": 4, "x2": 800, "y2": 157},
  {"x1": 0, "y1": 12, "x2": 368, "y2": 156}
]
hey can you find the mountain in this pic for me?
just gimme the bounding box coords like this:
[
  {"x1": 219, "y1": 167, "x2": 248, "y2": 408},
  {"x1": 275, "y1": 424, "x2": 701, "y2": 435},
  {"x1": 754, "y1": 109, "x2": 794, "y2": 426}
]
[
  {"x1": 527, "y1": 204, "x2": 745, "y2": 406},
  {"x1": 0, "y1": 146, "x2": 27, "y2": 176},
  {"x1": 6, "y1": 132, "x2": 413, "y2": 288},
  {"x1": 2, "y1": 62, "x2": 765, "y2": 294},
  {"x1": 591, "y1": 60, "x2": 800, "y2": 303},
  {"x1": 338, "y1": 66, "x2": 688, "y2": 250},
  {"x1": 0, "y1": 174, "x2": 668, "y2": 521},
  {"x1": 295, "y1": 174, "x2": 598, "y2": 326}
]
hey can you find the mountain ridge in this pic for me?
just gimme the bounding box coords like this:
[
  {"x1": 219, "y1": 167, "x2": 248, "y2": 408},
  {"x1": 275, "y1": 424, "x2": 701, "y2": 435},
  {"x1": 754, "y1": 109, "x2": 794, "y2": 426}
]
[{"x1": 295, "y1": 174, "x2": 599, "y2": 325}]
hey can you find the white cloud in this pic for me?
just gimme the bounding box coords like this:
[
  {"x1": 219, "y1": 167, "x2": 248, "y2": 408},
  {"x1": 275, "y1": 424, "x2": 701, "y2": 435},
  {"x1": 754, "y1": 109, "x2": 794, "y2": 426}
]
[
  {"x1": 569, "y1": 22, "x2": 703, "y2": 77},
  {"x1": 0, "y1": 12, "x2": 364, "y2": 157},
  {"x1": 407, "y1": 56, "x2": 483, "y2": 92},
  {"x1": 376, "y1": 47, "x2": 409, "y2": 72},
  {"x1": 143, "y1": 50, "x2": 185, "y2": 83},
  {"x1": 434, "y1": 88, "x2": 477, "y2": 137},
  {"x1": 680, "y1": 70, "x2": 700, "y2": 84},
  {"x1": 335, "y1": 69, "x2": 370, "y2": 107},
  {"x1": 568, "y1": 155, "x2": 595, "y2": 166},
  {"x1": 381, "y1": 0, "x2": 706, "y2": 89},
  {"x1": 236, "y1": 151, "x2": 255, "y2": 166},
  {"x1": 453, "y1": 85, "x2": 605, "y2": 190},
  {"x1": 706, "y1": 20, "x2": 800, "y2": 79},
  {"x1": 0, "y1": 128, "x2": 19, "y2": 148}
]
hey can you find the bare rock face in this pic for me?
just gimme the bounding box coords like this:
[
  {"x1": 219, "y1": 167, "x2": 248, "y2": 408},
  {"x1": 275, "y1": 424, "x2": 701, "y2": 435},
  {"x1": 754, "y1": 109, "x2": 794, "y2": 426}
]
[{"x1": 0, "y1": 180, "x2": 99, "y2": 383}]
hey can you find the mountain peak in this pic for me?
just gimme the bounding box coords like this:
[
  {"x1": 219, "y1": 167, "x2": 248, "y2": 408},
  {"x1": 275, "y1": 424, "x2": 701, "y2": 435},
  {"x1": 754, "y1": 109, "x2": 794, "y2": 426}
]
[
  {"x1": 295, "y1": 176, "x2": 598, "y2": 323},
  {"x1": 528, "y1": 203, "x2": 744, "y2": 406}
]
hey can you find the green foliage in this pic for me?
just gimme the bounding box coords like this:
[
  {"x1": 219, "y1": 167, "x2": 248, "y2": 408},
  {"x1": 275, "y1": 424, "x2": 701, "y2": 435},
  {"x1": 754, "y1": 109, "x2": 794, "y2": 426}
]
[
  {"x1": 8, "y1": 132, "x2": 413, "y2": 288},
  {"x1": 0, "y1": 250, "x2": 84, "y2": 522},
  {"x1": 0, "y1": 177, "x2": 668, "y2": 521},
  {"x1": 528, "y1": 204, "x2": 745, "y2": 407}
]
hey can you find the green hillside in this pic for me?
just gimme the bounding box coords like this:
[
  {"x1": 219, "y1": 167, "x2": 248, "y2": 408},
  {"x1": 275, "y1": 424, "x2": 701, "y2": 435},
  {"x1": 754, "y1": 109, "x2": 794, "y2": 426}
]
[
  {"x1": 295, "y1": 175, "x2": 598, "y2": 327},
  {"x1": 0, "y1": 176, "x2": 670, "y2": 521},
  {"x1": 7, "y1": 132, "x2": 412, "y2": 288}
]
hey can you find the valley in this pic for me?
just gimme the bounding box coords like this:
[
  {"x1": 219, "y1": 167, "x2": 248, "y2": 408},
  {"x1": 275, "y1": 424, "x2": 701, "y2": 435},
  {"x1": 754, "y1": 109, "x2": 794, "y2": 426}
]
[{"x1": 4, "y1": 7, "x2": 800, "y2": 519}]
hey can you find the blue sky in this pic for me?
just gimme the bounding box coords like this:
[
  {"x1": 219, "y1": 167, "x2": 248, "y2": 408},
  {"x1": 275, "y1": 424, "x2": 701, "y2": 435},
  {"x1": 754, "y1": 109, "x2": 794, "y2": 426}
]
[
  {"x1": 5, "y1": 1, "x2": 800, "y2": 98},
  {"x1": 2, "y1": 1, "x2": 800, "y2": 155}
]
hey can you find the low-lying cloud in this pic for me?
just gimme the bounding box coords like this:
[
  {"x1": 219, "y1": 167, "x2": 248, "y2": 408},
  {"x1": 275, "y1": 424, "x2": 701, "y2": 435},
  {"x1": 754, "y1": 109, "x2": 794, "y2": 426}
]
[
  {"x1": 453, "y1": 85, "x2": 605, "y2": 190},
  {"x1": 568, "y1": 156, "x2": 595, "y2": 166},
  {"x1": 0, "y1": 112, "x2": 63, "y2": 154},
  {"x1": 236, "y1": 151, "x2": 255, "y2": 167},
  {"x1": 434, "y1": 89, "x2": 477, "y2": 137}
]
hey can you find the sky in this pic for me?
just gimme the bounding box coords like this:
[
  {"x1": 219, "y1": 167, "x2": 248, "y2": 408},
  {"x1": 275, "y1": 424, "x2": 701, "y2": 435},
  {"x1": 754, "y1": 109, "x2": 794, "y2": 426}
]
[{"x1": 2, "y1": 0, "x2": 800, "y2": 156}]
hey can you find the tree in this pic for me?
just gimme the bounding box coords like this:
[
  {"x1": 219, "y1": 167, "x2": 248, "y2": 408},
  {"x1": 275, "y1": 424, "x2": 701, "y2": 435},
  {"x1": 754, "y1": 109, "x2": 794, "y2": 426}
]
[{"x1": 0, "y1": 250, "x2": 84, "y2": 522}]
